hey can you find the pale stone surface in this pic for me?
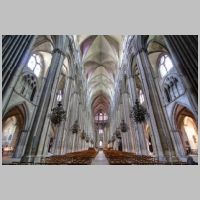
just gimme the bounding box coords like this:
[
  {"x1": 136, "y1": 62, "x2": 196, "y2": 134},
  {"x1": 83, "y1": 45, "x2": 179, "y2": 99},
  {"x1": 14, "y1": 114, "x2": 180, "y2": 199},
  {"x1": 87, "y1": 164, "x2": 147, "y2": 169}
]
[{"x1": 91, "y1": 150, "x2": 109, "y2": 165}]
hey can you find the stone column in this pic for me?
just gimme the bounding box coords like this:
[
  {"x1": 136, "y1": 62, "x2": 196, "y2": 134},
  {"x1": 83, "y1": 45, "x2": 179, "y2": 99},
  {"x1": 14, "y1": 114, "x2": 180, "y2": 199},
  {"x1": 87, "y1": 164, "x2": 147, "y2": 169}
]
[
  {"x1": 134, "y1": 42, "x2": 176, "y2": 161},
  {"x1": 80, "y1": 107, "x2": 86, "y2": 151},
  {"x1": 71, "y1": 91, "x2": 80, "y2": 152},
  {"x1": 127, "y1": 74, "x2": 148, "y2": 155},
  {"x1": 125, "y1": 76, "x2": 138, "y2": 153},
  {"x1": 127, "y1": 75, "x2": 140, "y2": 154},
  {"x1": 172, "y1": 130, "x2": 186, "y2": 161},
  {"x1": 22, "y1": 43, "x2": 67, "y2": 163},
  {"x1": 76, "y1": 102, "x2": 83, "y2": 152},
  {"x1": 13, "y1": 130, "x2": 29, "y2": 158},
  {"x1": 118, "y1": 103, "x2": 126, "y2": 151},
  {"x1": 36, "y1": 48, "x2": 69, "y2": 159},
  {"x1": 122, "y1": 92, "x2": 133, "y2": 152},
  {"x1": 61, "y1": 77, "x2": 76, "y2": 154},
  {"x1": 65, "y1": 89, "x2": 79, "y2": 153},
  {"x1": 52, "y1": 75, "x2": 74, "y2": 155}
]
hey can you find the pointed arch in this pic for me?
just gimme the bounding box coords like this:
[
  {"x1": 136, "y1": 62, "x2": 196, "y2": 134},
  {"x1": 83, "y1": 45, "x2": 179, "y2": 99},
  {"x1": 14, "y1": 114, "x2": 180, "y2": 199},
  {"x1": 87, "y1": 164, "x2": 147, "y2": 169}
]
[
  {"x1": 130, "y1": 54, "x2": 137, "y2": 77},
  {"x1": 172, "y1": 102, "x2": 198, "y2": 155},
  {"x1": 172, "y1": 102, "x2": 197, "y2": 130},
  {"x1": 2, "y1": 102, "x2": 29, "y2": 159},
  {"x1": 4, "y1": 102, "x2": 30, "y2": 131}
]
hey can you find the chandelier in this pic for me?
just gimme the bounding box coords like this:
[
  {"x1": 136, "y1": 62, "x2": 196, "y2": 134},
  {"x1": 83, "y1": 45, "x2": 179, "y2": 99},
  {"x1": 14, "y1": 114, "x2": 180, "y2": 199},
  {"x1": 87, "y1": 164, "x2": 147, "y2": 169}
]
[
  {"x1": 85, "y1": 135, "x2": 90, "y2": 143},
  {"x1": 90, "y1": 138, "x2": 94, "y2": 144},
  {"x1": 111, "y1": 135, "x2": 116, "y2": 142},
  {"x1": 115, "y1": 127, "x2": 121, "y2": 138},
  {"x1": 71, "y1": 120, "x2": 79, "y2": 134},
  {"x1": 49, "y1": 91, "x2": 66, "y2": 125},
  {"x1": 120, "y1": 120, "x2": 128, "y2": 132},
  {"x1": 130, "y1": 99, "x2": 148, "y2": 123},
  {"x1": 80, "y1": 130, "x2": 86, "y2": 139}
]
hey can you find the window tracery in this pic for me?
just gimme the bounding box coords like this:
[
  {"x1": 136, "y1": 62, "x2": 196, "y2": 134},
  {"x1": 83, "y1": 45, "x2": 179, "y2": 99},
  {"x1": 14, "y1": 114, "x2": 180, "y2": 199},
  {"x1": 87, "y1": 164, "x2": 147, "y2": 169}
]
[
  {"x1": 158, "y1": 54, "x2": 184, "y2": 103},
  {"x1": 159, "y1": 54, "x2": 173, "y2": 78},
  {"x1": 95, "y1": 112, "x2": 108, "y2": 122},
  {"x1": 163, "y1": 76, "x2": 184, "y2": 103},
  {"x1": 27, "y1": 54, "x2": 42, "y2": 77},
  {"x1": 20, "y1": 74, "x2": 37, "y2": 102}
]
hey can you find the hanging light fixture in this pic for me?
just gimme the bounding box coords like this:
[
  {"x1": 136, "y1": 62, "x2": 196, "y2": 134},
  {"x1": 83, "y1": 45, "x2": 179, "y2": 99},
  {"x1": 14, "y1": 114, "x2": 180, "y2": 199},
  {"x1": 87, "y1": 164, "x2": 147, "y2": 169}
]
[
  {"x1": 120, "y1": 120, "x2": 128, "y2": 132},
  {"x1": 111, "y1": 135, "x2": 116, "y2": 142},
  {"x1": 85, "y1": 135, "x2": 90, "y2": 143},
  {"x1": 130, "y1": 98, "x2": 148, "y2": 123},
  {"x1": 80, "y1": 130, "x2": 86, "y2": 139},
  {"x1": 71, "y1": 120, "x2": 79, "y2": 134},
  {"x1": 115, "y1": 127, "x2": 121, "y2": 138},
  {"x1": 90, "y1": 138, "x2": 94, "y2": 144},
  {"x1": 108, "y1": 139, "x2": 111, "y2": 144},
  {"x1": 49, "y1": 90, "x2": 66, "y2": 125}
]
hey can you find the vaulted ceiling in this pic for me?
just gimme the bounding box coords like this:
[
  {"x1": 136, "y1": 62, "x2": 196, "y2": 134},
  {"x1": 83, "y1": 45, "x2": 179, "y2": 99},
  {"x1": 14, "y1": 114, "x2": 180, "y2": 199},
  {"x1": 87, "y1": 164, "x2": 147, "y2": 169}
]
[{"x1": 76, "y1": 35, "x2": 124, "y2": 116}]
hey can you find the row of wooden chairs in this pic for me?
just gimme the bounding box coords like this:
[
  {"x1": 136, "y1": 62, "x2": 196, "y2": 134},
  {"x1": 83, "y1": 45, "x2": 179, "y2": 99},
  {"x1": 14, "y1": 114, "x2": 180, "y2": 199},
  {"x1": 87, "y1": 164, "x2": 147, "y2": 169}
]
[
  {"x1": 104, "y1": 150, "x2": 155, "y2": 165},
  {"x1": 104, "y1": 150, "x2": 187, "y2": 165},
  {"x1": 43, "y1": 148, "x2": 98, "y2": 165}
]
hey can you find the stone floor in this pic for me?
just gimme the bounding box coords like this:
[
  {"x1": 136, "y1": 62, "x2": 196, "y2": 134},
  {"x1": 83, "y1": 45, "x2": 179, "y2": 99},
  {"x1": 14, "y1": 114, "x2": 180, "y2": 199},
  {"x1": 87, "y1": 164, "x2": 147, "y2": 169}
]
[{"x1": 91, "y1": 150, "x2": 109, "y2": 165}]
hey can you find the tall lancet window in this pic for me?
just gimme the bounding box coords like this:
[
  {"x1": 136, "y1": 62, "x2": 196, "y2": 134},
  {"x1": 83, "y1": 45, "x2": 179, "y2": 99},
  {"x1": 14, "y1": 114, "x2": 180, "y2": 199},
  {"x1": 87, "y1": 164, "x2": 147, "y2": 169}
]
[
  {"x1": 95, "y1": 112, "x2": 108, "y2": 122},
  {"x1": 28, "y1": 54, "x2": 42, "y2": 77},
  {"x1": 159, "y1": 54, "x2": 173, "y2": 78},
  {"x1": 139, "y1": 90, "x2": 144, "y2": 104}
]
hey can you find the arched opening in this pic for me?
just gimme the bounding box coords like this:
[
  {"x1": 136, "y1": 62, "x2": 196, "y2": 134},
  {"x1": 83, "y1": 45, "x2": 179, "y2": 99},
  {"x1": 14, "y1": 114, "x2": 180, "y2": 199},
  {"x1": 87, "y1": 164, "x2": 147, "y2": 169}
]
[
  {"x1": 175, "y1": 105, "x2": 198, "y2": 155},
  {"x1": 2, "y1": 105, "x2": 26, "y2": 159},
  {"x1": 47, "y1": 124, "x2": 57, "y2": 154},
  {"x1": 56, "y1": 58, "x2": 69, "y2": 96},
  {"x1": 118, "y1": 138, "x2": 122, "y2": 151},
  {"x1": 158, "y1": 54, "x2": 173, "y2": 78},
  {"x1": 27, "y1": 53, "x2": 42, "y2": 77},
  {"x1": 97, "y1": 129, "x2": 104, "y2": 149},
  {"x1": 99, "y1": 141, "x2": 103, "y2": 147},
  {"x1": 139, "y1": 89, "x2": 144, "y2": 104},
  {"x1": 144, "y1": 123, "x2": 154, "y2": 155}
]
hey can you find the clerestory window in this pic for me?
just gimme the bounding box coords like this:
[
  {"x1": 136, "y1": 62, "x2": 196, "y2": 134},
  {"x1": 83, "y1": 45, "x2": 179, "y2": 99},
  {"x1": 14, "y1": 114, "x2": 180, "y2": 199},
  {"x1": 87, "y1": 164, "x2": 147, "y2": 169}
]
[{"x1": 159, "y1": 54, "x2": 173, "y2": 78}]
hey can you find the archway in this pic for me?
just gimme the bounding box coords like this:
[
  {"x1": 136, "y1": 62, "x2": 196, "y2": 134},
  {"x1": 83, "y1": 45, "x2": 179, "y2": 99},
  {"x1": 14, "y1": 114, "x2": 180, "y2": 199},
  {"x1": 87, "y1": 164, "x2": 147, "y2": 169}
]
[
  {"x1": 144, "y1": 123, "x2": 154, "y2": 155},
  {"x1": 174, "y1": 105, "x2": 198, "y2": 155},
  {"x1": 2, "y1": 104, "x2": 26, "y2": 160}
]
